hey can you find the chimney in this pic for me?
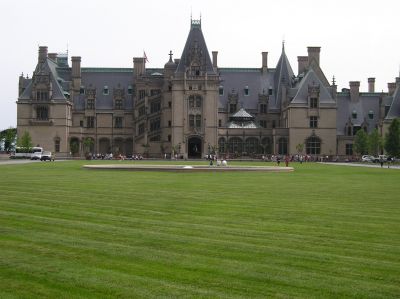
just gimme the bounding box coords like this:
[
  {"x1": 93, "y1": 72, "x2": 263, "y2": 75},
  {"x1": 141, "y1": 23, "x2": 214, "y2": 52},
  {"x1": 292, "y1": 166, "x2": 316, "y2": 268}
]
[
  {"x1": 48, "y1": 53, "x2": 57, "y2": 62},
  {"x1": 368, "y1": 78, "x2": 375, "y2": 93},
  {"x1": 71, "y1": 56, "x2": 81, "y2": 78},
  {"x1": 261, "y1": 52, "x2": 268, "y2": 73},
  {"x1": 297, "y1": 56, "x2": 308, "y2": 74},
  {"x1": 307, "y1": 47, "x2": 320, "y2": 66},
  {"x1": 133, "y1": 57, "x2": 146, "y2": 77},
  {"x1": 212, "y1": 51, "x2": 218, "y2": 69},
  {"x1": 388, "y1": 82, "x2": 396, "y2": 96},
  {"x1": 71, "y1": 56, "x2": 81, "y2": 92},
  {"x1": 38, "y1": 46, "x2": 48, "y2": 63},
  {"x1": 349, "y1": 81, "x2": 360, "y2": 102}
]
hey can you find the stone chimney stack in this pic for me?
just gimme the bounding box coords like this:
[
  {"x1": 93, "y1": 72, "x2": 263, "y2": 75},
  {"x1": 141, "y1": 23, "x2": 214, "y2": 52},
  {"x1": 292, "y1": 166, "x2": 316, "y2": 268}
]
[
  {"x1": 38, "y1": 46, "x2": 48, "y2": 63},
  {"x1": 71, "y1": 56, "x2": 81, "y2": 92},
  {"x1": 48, "y1": 53, "x2": 57, "y2": 62},
  {"x1": 297, "y1": 56, "x2": 308, "y2": 75},
  {"x1": 72, "y1": 56, "x2": 81, "y2": 78},
  {"x1": 368, "y1": 78, "x2": 375, "y2": 93},
  {"x1": 307, "y1": 47, "x2": 320, "y2": 66},
  {"x1": 212, "y1": 51, "x2": 218, "y2": 69},
  {"x1": 261, "y1": 52, "x2": 268, "y2": 73},
  {"x1": 350, "y1": 81, "x2": 360, "y2": 102},
  {"x1": 133, "y1": 57, "x2": 146, "y2": 77},
  {"x1": 388, "y1": 82, "x2": 396, "y2": 96}
]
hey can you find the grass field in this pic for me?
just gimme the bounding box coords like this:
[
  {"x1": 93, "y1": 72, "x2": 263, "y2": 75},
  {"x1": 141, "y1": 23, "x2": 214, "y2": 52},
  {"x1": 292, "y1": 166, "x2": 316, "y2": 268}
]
[{"x1": 0, "y1": 161, "x2": 399, "y2": 298}]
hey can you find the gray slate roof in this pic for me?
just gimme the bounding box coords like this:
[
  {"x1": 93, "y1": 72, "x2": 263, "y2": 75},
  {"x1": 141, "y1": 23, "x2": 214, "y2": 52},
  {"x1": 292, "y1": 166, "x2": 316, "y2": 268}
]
[
  {"x1": 176, "y1": 21, "x2": 215, "y2": 75},
  {"x1": 291, "y1": 69, "x2": 334, "y2": 105}
]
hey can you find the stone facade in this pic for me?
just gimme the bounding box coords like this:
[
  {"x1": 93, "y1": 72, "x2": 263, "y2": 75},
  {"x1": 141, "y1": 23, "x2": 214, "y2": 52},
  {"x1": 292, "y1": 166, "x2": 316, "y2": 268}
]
[{"x1": 16, "y1": 19, "x2": 400, "y2": 159}]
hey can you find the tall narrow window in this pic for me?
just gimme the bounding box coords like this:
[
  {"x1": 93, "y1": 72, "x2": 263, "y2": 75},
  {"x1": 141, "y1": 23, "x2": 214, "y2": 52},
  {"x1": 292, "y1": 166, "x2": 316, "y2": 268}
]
[
  {"x1": 54, "y1": 139, "x2": 60, "y2": 153},
  {"x1": 86, "y1": 116, "x2": 95, "y2": 128},
  {"x1": 115, "y1": 99, "x2": 123, "y2": 110},
  {"x1": 260, "y1": 104, "x2": 267, "y2": 113},
  {"x1": 219, "y1": 86, "x2": 224, "y2": 96},
  {"x1": 103, "y1": 86, "x2": 109, "y2": 95},
  {"x1": 310, "y1": 116, "x2": 318, "y2": 128},
  {"x1": 87, "y1": 99, "x2": 95, "y2": 110},
  {"x1": 310, "y1": 97, "x2": 318, "y2": 108},
  {"x1": 189, "y1": 115, "x2": 195, "y2": 128},
  {"x1": 36, "y1": 90, "x2": 49, "y2": 101},
  {"x1": 139, "y1": 90, "x2": 146, "y2": 100},
  {"x1": 36, "y1": 106, "x2": 49, "y2": 120},
  {"x1": 196, "y1": 115, "x2": 201, "y2": 127},
  {"x1": 244, "y1": 86, "x2": 249, "y2": 96},
  {"x1": 114, "y1": 117, "x2": 123, "y2": 128},
  {"x1": 352, "y1": 110, "x2": 357, "y2": 119},
  {"x1": 346, "y1": 143, "x2": 353, "y2": 156}
]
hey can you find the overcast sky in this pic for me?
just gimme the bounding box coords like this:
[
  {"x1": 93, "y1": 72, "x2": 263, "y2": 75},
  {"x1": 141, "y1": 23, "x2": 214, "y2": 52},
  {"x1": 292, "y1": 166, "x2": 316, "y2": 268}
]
[{"x1": 1, "y1": 0, "x2": 399, "y2": 131}]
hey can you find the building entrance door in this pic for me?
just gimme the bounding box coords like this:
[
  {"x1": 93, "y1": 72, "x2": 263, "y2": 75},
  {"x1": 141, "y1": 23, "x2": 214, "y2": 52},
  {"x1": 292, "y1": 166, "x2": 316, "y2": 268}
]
[{"x1": 188, "y1": 137, "x2": 202, "y2": 159}]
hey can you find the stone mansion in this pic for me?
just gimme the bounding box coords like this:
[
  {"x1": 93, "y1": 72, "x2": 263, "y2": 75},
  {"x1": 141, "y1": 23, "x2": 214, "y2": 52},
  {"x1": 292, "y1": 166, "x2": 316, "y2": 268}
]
[{"x1": 17, "y1": 19, "x2": 400, "y2": 159}]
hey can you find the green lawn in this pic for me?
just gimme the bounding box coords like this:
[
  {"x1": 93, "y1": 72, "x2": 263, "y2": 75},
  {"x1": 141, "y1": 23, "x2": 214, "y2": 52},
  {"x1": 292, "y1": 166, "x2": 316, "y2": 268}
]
[{"x1": 0, "y1": 161, "x2": 399, "y2": 298}]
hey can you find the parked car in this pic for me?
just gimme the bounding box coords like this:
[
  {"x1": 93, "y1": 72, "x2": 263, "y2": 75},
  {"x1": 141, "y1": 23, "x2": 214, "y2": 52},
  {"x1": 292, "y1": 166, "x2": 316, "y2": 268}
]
[
  {"x1": 361, "y1": 155, "x2": 375, "y2": 162},
  {"x1": 30, "y1": 152, "x2": 42, "y2": 160},
  {"x1": 40, "y1": 151, "x2": 54, "y2": 161}
]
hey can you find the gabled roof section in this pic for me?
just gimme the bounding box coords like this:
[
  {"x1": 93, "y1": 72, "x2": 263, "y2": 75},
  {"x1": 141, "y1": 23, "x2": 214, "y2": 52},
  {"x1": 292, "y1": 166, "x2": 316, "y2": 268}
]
[
  {"x1": 386, "y1": 85, "x2": 400, "y2": 120},
  {"x1": 273, "y1": 44, "x2": 294, "y2": 108},
  {"x1": 176, "y1": 19, "x2": 215, "y2": 75},
  {"x1": 291, "y1": 69, "x2": 334, "y2": 105}
]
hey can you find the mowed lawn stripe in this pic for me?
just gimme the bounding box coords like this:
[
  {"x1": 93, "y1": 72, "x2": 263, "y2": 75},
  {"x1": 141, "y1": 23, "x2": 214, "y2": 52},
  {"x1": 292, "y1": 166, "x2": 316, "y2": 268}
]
[{"x1": 0, "y1": 161, "x2": 399, "y2": 297}]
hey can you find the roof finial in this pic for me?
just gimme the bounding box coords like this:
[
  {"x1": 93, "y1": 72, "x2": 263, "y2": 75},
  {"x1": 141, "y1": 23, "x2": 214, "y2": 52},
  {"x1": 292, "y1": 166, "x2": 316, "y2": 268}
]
[
  {"x1": 168, "y1": 50, "x2": 173, "y2": 62},
  {"x1": 282, "y1": 40, "x2": 285, "y2": 52},
  {"x1": 332, "y1": 75, "x2": 336, "y2": 86}
]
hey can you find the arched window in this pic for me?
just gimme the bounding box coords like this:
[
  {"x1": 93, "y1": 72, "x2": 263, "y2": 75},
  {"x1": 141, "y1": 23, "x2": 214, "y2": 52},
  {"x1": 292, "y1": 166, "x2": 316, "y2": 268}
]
[
  {"x1": 245, "y1": 137, "x2": 259, "y2": 154},
  {"x1": 278, "y1": 138, "x2": 288, "y2": 155},
  {"x1": 228, "y1": 137, "x2": 243, "y2": 154},
  {"x1": 306, "y1": 136, "x2": 321, "y2": 155},
  {"x1": 261, "y1": 137, "x2": 271, "y2": 154},
  {"x1": 218, "y1": 138, "x2": 226, "y2": 153}
]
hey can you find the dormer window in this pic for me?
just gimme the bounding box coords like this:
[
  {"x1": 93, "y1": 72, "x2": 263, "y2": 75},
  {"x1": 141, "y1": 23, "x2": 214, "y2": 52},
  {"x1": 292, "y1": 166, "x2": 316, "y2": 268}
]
[
  {"x1": 36, "y1": 90, "x2": 49, "y2": 101},
  {"x1": 127, "y1": 85, "x2": 133, "y2": 95},
  {"x1": 103, "y1": 86, "x2": 109, "y2": 95},
  {"x1": 244, "y1": 86, "x2": 249, "y2": 96},
  {"x1": 80, "y1": 86, "x2": 85, "y2": 95},
  {"x1": 219, "y1": 86, "x2": 224, "y2": 96},
  {"x1": 268, "y1": 87, "x2": 273, "y2": 96},
  {"x1": 310, "y1": 97, "x2": 318, "y2": 108},
  {"x1": 352, "y1": 110, "x2": 357, "y2": 119},
  {"x1": 368, "y1": 110, "x2": 374, "y2": 119}
]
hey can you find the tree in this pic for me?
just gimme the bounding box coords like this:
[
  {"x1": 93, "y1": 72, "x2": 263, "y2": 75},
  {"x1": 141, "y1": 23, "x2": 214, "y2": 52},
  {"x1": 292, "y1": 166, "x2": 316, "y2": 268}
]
[
  {"x1": 0, "y1": 127, "x2": 16, "y2": 152},
  {"x1": 82, "y1": 137, "x2": 94, "y2": 159},
  {"x1": 368, "y1": 128, "x2": 382, "y2": 156},
  {"x1": 296, "y1": 143, "x2": 304, "y2": 154},
  {"x1": 384, "y1": 118, "x2": 400, "y2": 157},
  {"x1": 17, "y1": 131, "x2": 33, "y2": 152},
  {"x1": 353, "y1": 129, "x2": 368, "y2": 155}
]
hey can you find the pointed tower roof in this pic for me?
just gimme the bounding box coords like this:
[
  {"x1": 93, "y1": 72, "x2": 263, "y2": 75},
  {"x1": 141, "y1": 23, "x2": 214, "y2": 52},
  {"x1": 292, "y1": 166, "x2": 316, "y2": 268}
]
[
  {"x1": 386, "y1": 85, "x2": 400, "y2": 120},
  {"x1": 273, "y1": 43, "x2": 294, "y2": 107},
  {"x1": 176, "y1": 19, "x2": 216, "y2": 75}
]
